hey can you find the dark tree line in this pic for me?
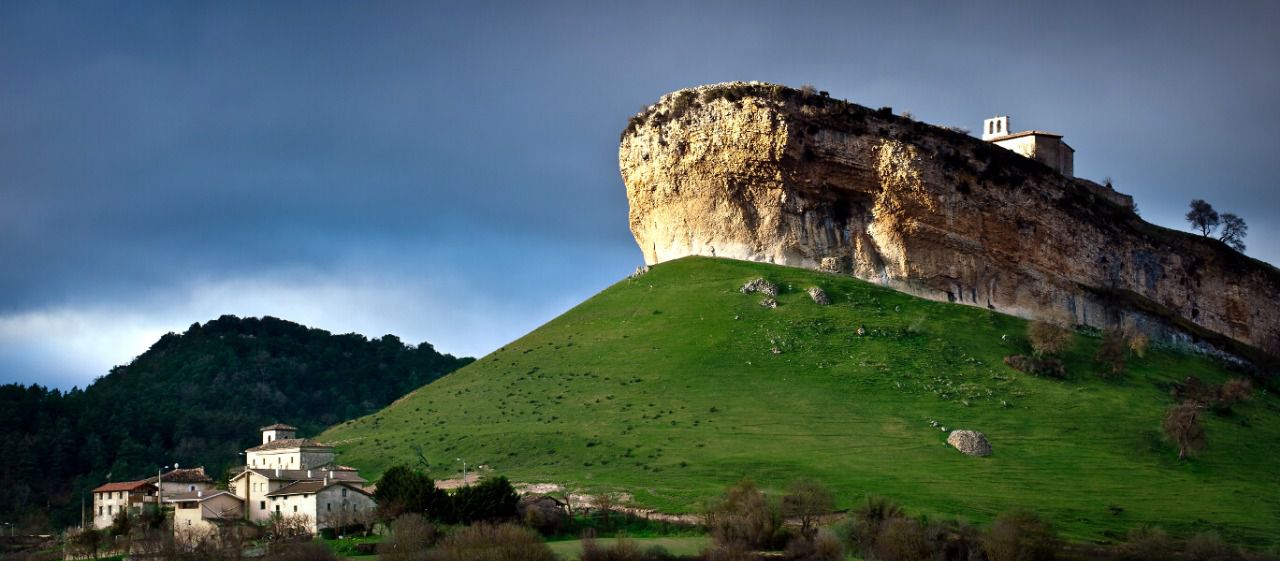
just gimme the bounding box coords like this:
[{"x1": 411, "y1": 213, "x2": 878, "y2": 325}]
[{"x1": 0, "y1": 315, "x2": 472, "y2": 531}]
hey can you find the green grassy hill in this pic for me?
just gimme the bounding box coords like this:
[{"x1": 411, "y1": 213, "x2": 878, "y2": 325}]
[{"x1": 321, "y1": 257, "x2": 1279, "y2": 546}]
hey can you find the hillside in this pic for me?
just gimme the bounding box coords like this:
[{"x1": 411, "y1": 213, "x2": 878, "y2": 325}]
[
  {"x1": 322, "y1": 257, "x2": 1280, "y2": 546},
  {"x1": 0, "y1": 315, "x2": 472, "y2": 530}
]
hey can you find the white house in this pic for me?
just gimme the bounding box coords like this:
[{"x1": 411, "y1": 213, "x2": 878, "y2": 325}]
[
  {"x1": 90, "y1": 480, "x2": 157, "y2": 530},
  {"x1": 166, "y1": 489, "x2": 244, "y2": 544},
  {"x1": 229, "y1": 424, "x2": 376, "y2": 533},
  {"x1": 982, "y1": 115, "x2": 1074, "y2": 177}
]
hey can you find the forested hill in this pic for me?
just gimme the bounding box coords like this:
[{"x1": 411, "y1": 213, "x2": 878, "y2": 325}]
[{"x1": 0, "y1": 315, "x2": 472, "y2": 530}]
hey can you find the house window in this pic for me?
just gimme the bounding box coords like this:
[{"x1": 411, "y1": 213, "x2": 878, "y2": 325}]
[
  {"x1": 189, "y1": 485, "x2": 195, "y2": 491},
  {"x1": 293, "y1": 505, "x2": 297, "y2": 513},
  {"x1": 118, "y1": 491, "x2": 123, "y2": 499},
  {"x1": 327, "y1": 503, "x2": 331, "y2": 512},
  {"x1": 341, "y1": 488, "x2": 347, "y2": 498},
  {"x1": 260, "y1": 501, "x2": 266, "y2": 510},
  {"x1": 275, "y1": 505, "x2": 281, "y2": 513},
  {"x1": 108, "y1": 505, "x2": 113, "y2": 515},
  {"x1": 187, "y1": 520, "x2": 192, "y2": 526},
  {"x1": 98, "y1": 506, "x2": 103, "y2": 515}
]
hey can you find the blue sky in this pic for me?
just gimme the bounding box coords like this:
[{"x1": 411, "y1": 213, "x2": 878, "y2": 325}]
[{"x1": 3, "y1": 1, "x2": 1278, "y2": 389}]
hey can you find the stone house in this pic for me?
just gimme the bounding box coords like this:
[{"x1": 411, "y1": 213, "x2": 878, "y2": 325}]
[
  {"x1": 229, "y1": 424, "x2": 376, "y2": 533},
  {"x1": 982, "y1": 116, "x2": 1074, "y2": 177},
  {"x1": 166, "y1": 489, "x2": 244, "y2": 543},
  {"x1": 90, "y1": 480, "x2": 157, "y2": 530}
]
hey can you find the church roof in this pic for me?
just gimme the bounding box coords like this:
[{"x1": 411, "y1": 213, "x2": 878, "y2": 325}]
[
  {"x1": 259, "y1": 423, "x2": 298, "y2": 432},
  {"x1": 987, "y1": 129, "x2": 1064, "y2": 141},
  {"x1": 246, "y1": 438, "x2": 332, "y2": 452}
]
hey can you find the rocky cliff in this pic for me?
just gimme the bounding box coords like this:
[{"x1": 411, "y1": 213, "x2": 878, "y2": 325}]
[{"x1": 619, "y1": 82, "x2": 1280, "y2": 360}]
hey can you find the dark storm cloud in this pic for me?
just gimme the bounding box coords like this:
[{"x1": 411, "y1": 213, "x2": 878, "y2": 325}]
[{"x1": 2, "y1": 1, "x2": 1278, "y2": 388}]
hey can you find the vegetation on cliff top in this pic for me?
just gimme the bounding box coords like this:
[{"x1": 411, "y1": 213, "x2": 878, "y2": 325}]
[
  {"x1": 323, "y1": 257, "x2": 1279, "y2": 546},
  {"x1": 0, "y1": 315, "x2": 472, "y2": 529}
]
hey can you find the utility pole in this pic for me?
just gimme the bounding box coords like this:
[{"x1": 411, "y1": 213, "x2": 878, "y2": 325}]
[{"x1": 456, "y1": 458, "x2": 467, "y2": 485}]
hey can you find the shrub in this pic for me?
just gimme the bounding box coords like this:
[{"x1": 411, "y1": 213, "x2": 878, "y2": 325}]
[
  {"x1": 1185, "y1": 531, "x2": 1240, "y2": 561},
  {"x1": 1163, "y1": 401, "x2": 1206, "y2": 460},
  {"x1": 1218, "y1": 378, "x2": 1254, "y2": 406},
  {"x1": 848, "y1": 495, "x2": 905, "y2": 555},
  {"x1": 375, "y1": 465, "x2": 448, "y2": 522},
  {"x1": 705, "y1": 478, "x2": 780, "y2": 550},
  {"x1": 703, "y1": 543, "x2": 760, "y2": 561},
  {"x1": 1115, "y1": 525, "x2": 1174, "y2": 561},
  {"x1": 444, "y1": 476, "x2": 520, "y2": 524},
  {"x1": 1095, "y1": 328, "x2": 1128, "y2": 379},
  {"x1": 1126, "y1": 330, "x2": 1150, "y2": 358},
  {"x1": 267, "y1": 542, "x2": 342, "y2": 561},
  {"x1": 1003, "y1": 355, "x2": 1066, "y2": 379},
  {"x1": 875, "y1": 517, "x2": 930, "y2": 561},
  {"x1": 581, "y1": 534, "x2": 675, "y2": 561},
  {"x1": 981, "y1": 510, "x2": 1057, "y2": 561},
  {"x1": 924, "y1": 520, "x2": 980, "y2": 561},
  {"x1": 378, "y1": 513, "x2": 438, "y2": 561},
  {"x1": 426, "y1": 522, "x2": 556, "y2": 561},
  {"x1": 1027, "y1": 321, "x2": 1073, "y2": 357}
]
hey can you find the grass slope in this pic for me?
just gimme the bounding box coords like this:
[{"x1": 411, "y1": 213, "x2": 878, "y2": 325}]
[{"x1": 322, "y1": 257, "x2": 1280, "y2": 545}]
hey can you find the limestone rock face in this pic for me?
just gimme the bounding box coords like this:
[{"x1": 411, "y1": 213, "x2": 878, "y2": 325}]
[
  {"x1": 947, "y1": 430, "x2": 992, "y2": 456},
  {"x1": 619, "y1": 82, "x2": 1280, "y2": 359}
]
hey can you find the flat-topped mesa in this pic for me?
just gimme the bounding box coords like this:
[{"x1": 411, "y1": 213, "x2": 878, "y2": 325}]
[{"x1": 619, "y1": 82, "x2": 1280, "y2": 360}]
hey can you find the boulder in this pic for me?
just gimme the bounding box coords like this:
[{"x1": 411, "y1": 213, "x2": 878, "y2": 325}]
[
  {"x1": 947, "y1": 430, "x2": 992, "y2": 456},
  {"x1": 741, "y1": 278, "x2": 778, "y2": 297},
  {"x1": 808, "y1": 287, "x2": 829, "y2": 305},
  {"x1": 759, "y1": 297, "x2": 778, "y2": 309}
]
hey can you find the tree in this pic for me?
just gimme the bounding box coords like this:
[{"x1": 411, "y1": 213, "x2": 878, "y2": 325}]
[
  {"x1": 1218, "y1": 213, "x2": 1248, "y2": 252},
  {"x1": 375, "y1": 465, "x2": 447, "y2": 523},
  {"x1": 982, "y1": 510, "x2": 1058, "y2": 561},
  {"x1": 850, "y1": 495, "x2": 905, "y2": 556},
  {"x1": 781, "y1": 478, "x2": 835, "y2": 539},
  {"x1": 1185, "y1": 199, "x2": 1219, "y2": 237},
  {"x1": 705, "y1": 478, "x2": 779, "y2": 550},
  {"x1": 378, "y1": 513, "x2": 437, "y2": 561},
  {"x1": 1163, "y1": 401, "x2": 1206, "y2": 460}
]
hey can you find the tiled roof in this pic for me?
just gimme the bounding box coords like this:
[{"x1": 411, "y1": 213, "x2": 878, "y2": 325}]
[
  {"x1": 164, "y1": 490, "x2": 242, "y2": 503},
  {"x1": 266, "y1": 480, "x2": 372, "y2": 498},
  {"x1": 987, "y1": 129, "x2": 1063, "y2": 141},
  {"x1": 245, "y1": 438, "x2": 332, "y2": 452},
  {"x1": 259, "y1": 423, "x2": 298, "y2": 431},
  {"x1": 144, "y1": 467, "x2": 214, "y2": 484},
  {"x1": 93, "y1": 480, "x2": 154, "y2": 493},
  {"x1": 232, "y1": 468, "x2": 366, "y2": 484}
]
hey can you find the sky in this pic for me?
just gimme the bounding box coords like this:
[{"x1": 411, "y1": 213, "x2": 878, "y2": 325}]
[{"x1": 2, "y1": 1, "x2": 1278, "y2": 390}]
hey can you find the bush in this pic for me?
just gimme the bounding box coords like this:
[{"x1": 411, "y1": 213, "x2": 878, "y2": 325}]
[
  {"x1": 1218, "y1": 378, "x2": 1254, "y2": 406},
  {"x1": 703, "y1": 543, "x2": 760, "y2": 561},
  {"x1": 781, "y1": 478, "x2": 835, "y2": 539},
  {"x1": 375, "y1": 465, "x2": 448, "y2": 522},
  {"x1": 981, "y1": 510, "x2": 1057, "y2": 561},
  {"x1": 426, "y1": 522, "x2": 556, "y2": 561},
  {"x1": 848, "y1": 495, "x2": 905, "y2": 556},
  {"x1": 267, "y1": 542, "x2": 342, "y2": 561},
  {"x1": 1027, "y1": 321, "x2": 1073, "y2": 357},
  {"x1": 705, "y1": 479, "x2": 780, "y2": 550},
  {"x1": 1115, "y1": 525, "x2": 1174, "y2": 561},
  {"x1": 1163, "y1": 401, "x2": 1206, "y2": 460},
  {"x1": 875, "y1": 517, "x2": 930, "y2": 561},
  {"x1": 581, "y1": 534, "x2": 677, "y2": 561},
  {"x1": 1003, "y1": 355, "x2": 1066, "y2": 379},
  {"x1": 1127, "y1": 330, "x2": 1150, "y2": 358},
  {"x1": 784, "y1": 530, "x2": 844, "y2": 561},
  {"x1": 1185, "y1": 532, "x2": 1241, "y2": 561},
  {"x1": 1095, "y1": 329, "x2": 1128, "y2": 379},
  {"x1": 378, "y1": 513, "x2": 438, "y2": 561},
  {"x1": 443, "y1": 476, "x2": 520, "y2": 524}
]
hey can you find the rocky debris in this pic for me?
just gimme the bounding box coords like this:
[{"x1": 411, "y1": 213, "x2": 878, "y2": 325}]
[
  {"x1": 621, "y1": 82, "x2": 1280, "y2": 359},
  {"x1": 741, "y1": 278, "x2": 778, "y2": 297},
  {"x1": 808, "y1": 287, "x2": 829, "y2": 305},
  {"x1": 629, "y1": 265, "x2": 650, "y2": 278},
  {"x1": 760, "y1": 297, "x2": 778, "y2": 309},
  {"x1": 947, "y1": 430, "x2": 992, "y2": 456},
  {"x1": 856, "y1": 325, "x2": 867, "y2": 337}
]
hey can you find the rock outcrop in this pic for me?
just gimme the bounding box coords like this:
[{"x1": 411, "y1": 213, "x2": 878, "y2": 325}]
[
  {"x1": 620, "y1": 82, "x2": 1280, "y2": 360},
  {"x1": 947, "y1": 430, "x2": 993, "y2": 456}
]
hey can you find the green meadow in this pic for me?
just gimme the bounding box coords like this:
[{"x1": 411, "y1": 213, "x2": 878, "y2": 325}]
[{"x1": 322, "y1": 257, "x2": 1280, "y2": 546}]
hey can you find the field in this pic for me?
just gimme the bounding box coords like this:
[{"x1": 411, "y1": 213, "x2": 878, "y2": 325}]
[
  {"x1": 321, "y1": 257, "x2": 1280, "y2": 546},
  {"x1": 547, "y1": 536, "x2": 712, "y2": 559}
]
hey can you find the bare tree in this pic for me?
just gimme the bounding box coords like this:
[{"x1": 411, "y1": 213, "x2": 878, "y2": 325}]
[
  {"x1": 1186, "y1": 199, "x2": 1219, "y2": 237},
  {"x1": 1218, "y1": 213, "x2": 1248, "y2": 252},
  {"x1": 781, "y1": 478, "x2": 835, "y2": 539},
  {"x1": 1163, "y1": 401, "x2": 1206, "y2": 460}
]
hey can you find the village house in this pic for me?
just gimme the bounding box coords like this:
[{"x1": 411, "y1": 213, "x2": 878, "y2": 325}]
[
  {"x1": 90, "y1": 480, "x2": 157, "y2": 530},
  {"x1": 982, "y1": 115, "x2": 1074, "y2": 177},
  {"x1": 229, "y1": 424, "x2": 376, "y2": 533},
  {"x1": 166, "y1": 489, "x2": 244, "y2": 543},
  {"x1": 90, "y1": 423, "x2": 375, "y2": 538}
]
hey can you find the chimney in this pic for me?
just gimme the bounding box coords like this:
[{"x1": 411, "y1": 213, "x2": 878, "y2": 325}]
[
  {"x1": 324, "y1": 476, "x2": 329, "y2": 486},
  {"x1": 197, "y1": 491, "x2": 203, "y2": 498},
  {"x1": 274, "y1": 468, "x2": 280, "y2": 477},
  {"x1": 327, "y1": 470, "x2": 333, "y2": 479},
  {"x1": 307, "y1": 470, "x2": 312, "y2": 478}
]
